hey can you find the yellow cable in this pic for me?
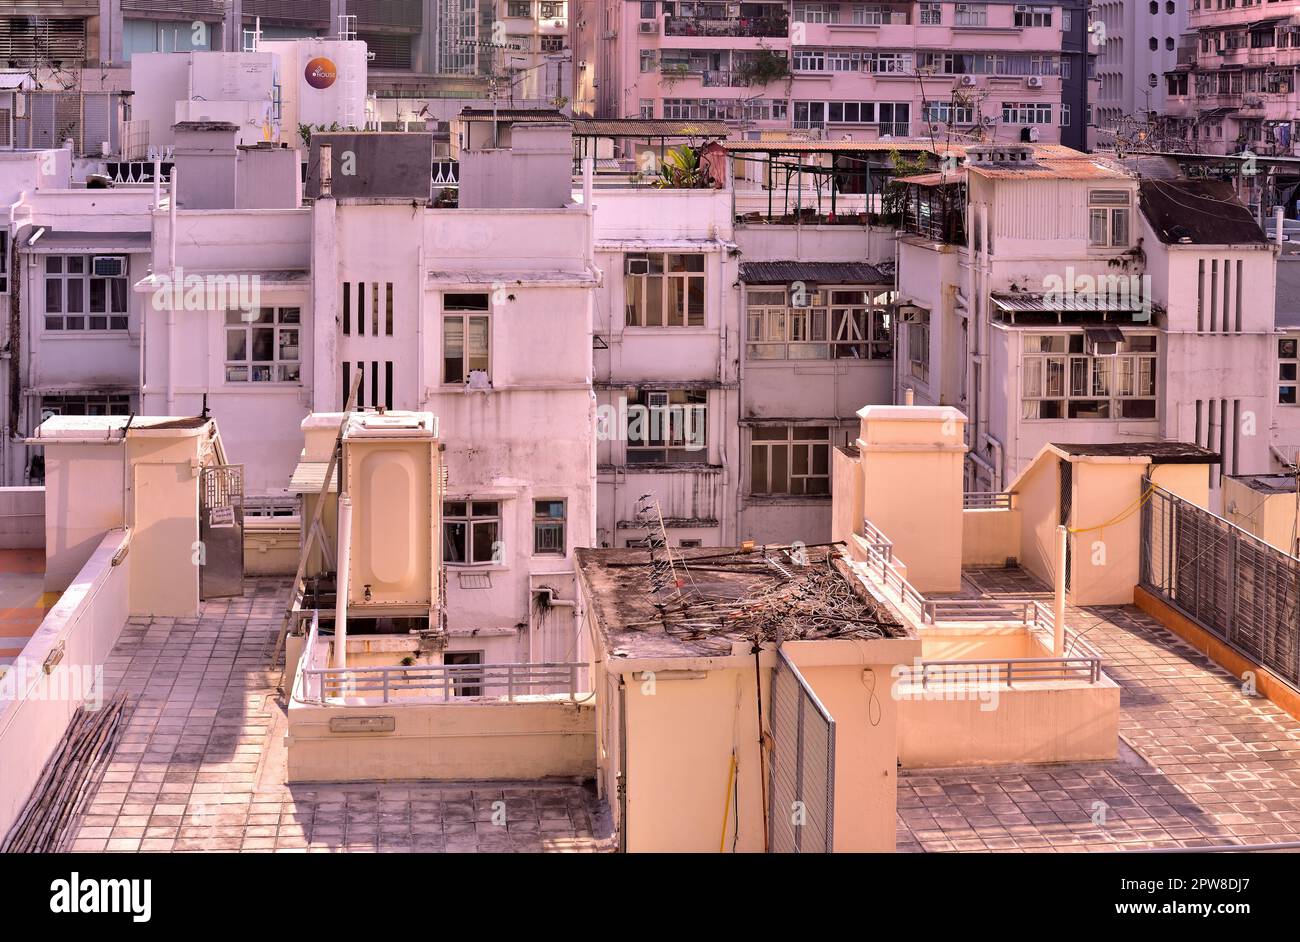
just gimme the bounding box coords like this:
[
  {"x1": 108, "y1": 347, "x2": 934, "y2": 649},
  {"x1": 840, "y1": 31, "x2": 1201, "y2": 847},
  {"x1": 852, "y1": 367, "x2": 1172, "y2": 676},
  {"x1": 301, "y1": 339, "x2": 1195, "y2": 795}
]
[
  {"x1": 1067, "y1": 485, "x2": 1156, "y2": 535},
  {"x1": 719, "y1": 754, "x2": 737, "y2": 853}
]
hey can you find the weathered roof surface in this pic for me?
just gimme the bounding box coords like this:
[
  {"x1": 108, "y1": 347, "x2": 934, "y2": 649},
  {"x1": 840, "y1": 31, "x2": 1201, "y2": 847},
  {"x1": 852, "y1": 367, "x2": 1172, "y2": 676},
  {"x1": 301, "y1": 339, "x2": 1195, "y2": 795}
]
[
  {"x1": 1138, "y1": 179, "x2": 1266, "y2": 245},
  {"x1": 739, "y1": 260, "x2": 887, "y2": 285},
  {"x1": 966, "y1": 155, "x2": 1130, "y2": 181},
  {"x1": 895, "y1": 169, "x2": 966, "y2": 186},
  {"x1": 573, "y1": 118, "x2": 730, "y2": 138},
  {"x1": 576, "y1": 544, "x2": 908, "y2": 659},
  {"x1": 1232, "y1": 473, "x2": 1298, "y2": 495},
  {"x1": 1052, "y1": 442, "x2": 1221, "y2": 464},
  {"x1": 990, "y1": 292, "x2": 1148, "y2": 314},
  {"x1": 458, "y1": 107, "x2": 567, "y2": 121}
]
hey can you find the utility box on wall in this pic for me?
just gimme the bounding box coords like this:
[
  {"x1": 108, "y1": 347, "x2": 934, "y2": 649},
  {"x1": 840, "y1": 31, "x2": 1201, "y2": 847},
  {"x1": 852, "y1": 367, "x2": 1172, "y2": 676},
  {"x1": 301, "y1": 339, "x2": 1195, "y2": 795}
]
[{"x1": 341, "y1": 412, "x2": 441, "y2": 616}]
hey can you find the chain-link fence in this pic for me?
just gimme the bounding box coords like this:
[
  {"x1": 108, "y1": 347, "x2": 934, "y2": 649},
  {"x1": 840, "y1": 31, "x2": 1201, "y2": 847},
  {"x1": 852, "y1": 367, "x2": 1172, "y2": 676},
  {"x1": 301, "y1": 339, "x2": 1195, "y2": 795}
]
[{"x1": 1140, "y1": 484, "x2": 1300, "y2": 686}]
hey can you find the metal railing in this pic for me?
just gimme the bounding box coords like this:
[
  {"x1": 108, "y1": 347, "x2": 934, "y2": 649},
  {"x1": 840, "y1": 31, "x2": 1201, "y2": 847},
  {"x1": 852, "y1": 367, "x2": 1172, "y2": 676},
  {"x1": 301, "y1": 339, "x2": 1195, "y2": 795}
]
[
  {"x1": 856, "y1": 518, "x2": 1104, "y2": 683},
  {"x1": 1141, "y1": 483, "x2": 1300, "y2": 687},
  {"x1": 963, "y1": 491, "x2": 1013, "y2": 509},
  {"x1": 664, "y1": 15, "x2": 788, "y2": 37},
  {"x1": 917, "y1": 654, "x2": 1102, "y2": 686},
  {"x1": 300, "y1": 657, "x2": 587, "y2": 704}
]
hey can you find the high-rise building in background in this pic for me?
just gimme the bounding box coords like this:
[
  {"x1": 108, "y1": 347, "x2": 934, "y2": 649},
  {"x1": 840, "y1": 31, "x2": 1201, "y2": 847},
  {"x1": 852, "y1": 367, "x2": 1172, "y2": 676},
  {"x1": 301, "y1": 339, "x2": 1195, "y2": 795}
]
[
  {"x1": 573, "y1": 1, "x2": 1096, "y2": 149},
  {"x1": 1093, "y1": 0, "x2": 1188, "y2": 133}
]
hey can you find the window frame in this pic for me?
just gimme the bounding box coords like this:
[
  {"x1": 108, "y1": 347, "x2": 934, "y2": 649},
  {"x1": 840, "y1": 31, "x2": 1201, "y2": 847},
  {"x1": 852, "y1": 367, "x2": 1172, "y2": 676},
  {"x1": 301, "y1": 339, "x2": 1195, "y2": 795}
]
[
  {"x1": 624, "y1": 253, "x2": 706, "y2": 328},
  {"x1": 625, "y1": 388, "x2": 708, "y2": 464},
  {"x1": 1279, "y1": 337, "x2": 1298, "y2": 405},
  {"x1": 43, "y1": 254, "x2": 129, "y2": 332},
  {"x1": 1087, "y1": 189, "x2": 1132, "y2": 249},
  {"x1": 750, "y1": 425, "x2": 832, "y2": 497},
  {"x1": 224, "y1": 307, "x2": 301, "y2": 384},
  {"x1": 532, "y1": 499, "x2": 567, "y2": 555},
  {"x1": 442, "y1": 500, "x2": 503, "y2": 566},
  {"x1": 747, "y1": 286, "x2": 894, "y2": 361},
  {"x1": 442, "y1": 293, "x2": 491, "y2": 386},
  {"x1": 1021, "y1": 332, "x2": 1158, "y2": 420}
]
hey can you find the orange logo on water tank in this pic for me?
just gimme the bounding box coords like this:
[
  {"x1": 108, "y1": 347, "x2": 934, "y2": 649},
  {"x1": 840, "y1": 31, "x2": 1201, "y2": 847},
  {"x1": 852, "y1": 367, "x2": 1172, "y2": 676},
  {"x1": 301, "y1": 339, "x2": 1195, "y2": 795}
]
[{"x1": 304, "y1": 57, "x2": 338, "y2": 89}]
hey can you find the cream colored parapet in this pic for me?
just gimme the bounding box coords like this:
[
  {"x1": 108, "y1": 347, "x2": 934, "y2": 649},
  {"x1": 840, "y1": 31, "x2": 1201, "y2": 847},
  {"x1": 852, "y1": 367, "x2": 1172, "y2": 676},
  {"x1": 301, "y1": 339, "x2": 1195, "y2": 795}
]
[{"x1": 855, "y1": 404, "x2": 968, "y2": 593}]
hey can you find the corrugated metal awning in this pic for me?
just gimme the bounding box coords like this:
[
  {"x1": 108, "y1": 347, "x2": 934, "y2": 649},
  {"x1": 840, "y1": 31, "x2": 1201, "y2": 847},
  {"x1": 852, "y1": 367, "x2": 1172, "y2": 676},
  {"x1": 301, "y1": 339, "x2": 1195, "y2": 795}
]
[
  {"x1": 1083, "y1": 325, "x2": 1126, "y2": 344},
  {"x1": 991, "y1": 293, "x2": 1146, "y2": 314},
  {"x1": 288, "y1": 460, "x2": 336, "y2": 495},
  {"x1": 739, "y1": 261, "x2": 888, "y2": 285}
]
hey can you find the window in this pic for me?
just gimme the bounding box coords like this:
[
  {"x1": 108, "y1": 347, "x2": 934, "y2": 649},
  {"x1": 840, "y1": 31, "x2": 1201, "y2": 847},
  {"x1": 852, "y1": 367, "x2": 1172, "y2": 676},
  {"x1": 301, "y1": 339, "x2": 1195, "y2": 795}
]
[
  {"x1": 443, "y1": 500, "x2": 501, "y2": 565},
  {"x1": 955, "y1": 4, "x2": 988, "y2": 26},
  {"x1": 1021, "y1": 333, "x2": 1157, "y2": 419},
  {"x1": 1088, "y1": 189, "x2": 1131, "y2": 248},
  {"x1": 625, "y1": 388, "x2": 707, "y2": 463},
  {"x1": 539, "y1": 1, "x2": 565, "y2": 18},
  {"x1": 624, "y1": 253, "x2": 705, "y2": 327},
  {"x1": 541, "y1": 35, "x2": 564, "y2": 52},
  {"x1": 44, "y1": 255, "x2": 128, "y2": 331},
  {"x1": 342, "y1": 281, "x2": 393, "y2": 336},
  {"x1": 39, "y1": 393, "x2": 130, "y2": 423},
  {"x1": 508, "y1": 0, "x2": 531, "y2": 15},
  {"x1": 1279, "y1": 337, "x2": 1299, "y2": 404},
  {"x1": 906, "y1": 310, "x2": 930, "y2": 382},
  {"x1": 443, "y1": 293, "x2": 490, "y2": 384},
  {"x1": 924, "y1": 100, "x2": 975, "y2": 124},
  {"x1": 640, "y1": 49, "x2": 657, "y2": 72},
  {"x1": 1060, "y1": 104, "x2": 1071, "y2": 126},
  {"x1": 793, "y1": 2, "x2": 840, "y2": 23},
  {"x1": 640, "y1": 0, "x2": 656, "y2": 16},
  {"x1": 0, "y1": 231, "x2": 7, "y2": 293},
  {"x1": 1014, "y1": 5, "x2": 1052, "y2": 27},
  {"x1": 444, "y1": 651, "x2": 483, "y2": 697},
  {"x1": 533, "y1": 499, "x2": 566, "y2": 554},
  {"x1": 226, "y1": 308, "x2": 300, "y2": 382},
  {"x1": 746, "y1": 287, "x2": 893, "y2": 360},
  {"x1": 1002, "y1": 101, "x2": 1053, "y2": 124},
  {"x1": 920, "y1": 2, "x2": 942, "y2": 24},
  {"x1": 751, "y1": 426, "x2": 831, "y2": 496},
  {"x1": 640, "y1": 98, "x2": 655, "y2": 118}
]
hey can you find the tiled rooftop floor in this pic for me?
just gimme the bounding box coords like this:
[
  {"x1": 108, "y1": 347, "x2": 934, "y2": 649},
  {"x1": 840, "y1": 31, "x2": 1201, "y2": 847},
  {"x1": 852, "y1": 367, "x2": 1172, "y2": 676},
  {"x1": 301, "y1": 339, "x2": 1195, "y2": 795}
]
[
  {"x1": 898, "y1": 567, "x2": 1300, "y2": 852},
  {"x1": 65, "y1": 579, "x2": 611, "y2": 853}
]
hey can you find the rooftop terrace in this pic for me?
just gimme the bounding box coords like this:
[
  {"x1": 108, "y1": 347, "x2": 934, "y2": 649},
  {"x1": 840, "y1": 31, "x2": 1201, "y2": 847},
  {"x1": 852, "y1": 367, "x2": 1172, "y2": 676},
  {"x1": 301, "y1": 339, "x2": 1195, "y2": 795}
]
[{"x1": 898, "y1": 567, "x2": 1300, "y2": 852}]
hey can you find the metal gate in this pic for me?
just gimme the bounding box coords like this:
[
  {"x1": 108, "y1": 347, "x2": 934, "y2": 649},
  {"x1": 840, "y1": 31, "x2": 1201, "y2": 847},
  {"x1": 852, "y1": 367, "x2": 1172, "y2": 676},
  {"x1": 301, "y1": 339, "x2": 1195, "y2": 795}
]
[
  {"x1": 199, "y1": 465, "x2": 245, "y2": 600},
  {"x1": 767, "y1": 648, "x2": 835, "y2": 853}
]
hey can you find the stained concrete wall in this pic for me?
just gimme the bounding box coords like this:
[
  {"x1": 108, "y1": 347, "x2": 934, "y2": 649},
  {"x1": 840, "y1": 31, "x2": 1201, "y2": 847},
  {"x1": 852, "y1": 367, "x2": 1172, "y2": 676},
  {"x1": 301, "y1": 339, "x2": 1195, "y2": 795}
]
[
  {"x1": 285, "y1": 698, "x2": 596, "y2": 783},
  {"x1": 0, "y1": 488, "x2": 45, "y2": 550}
]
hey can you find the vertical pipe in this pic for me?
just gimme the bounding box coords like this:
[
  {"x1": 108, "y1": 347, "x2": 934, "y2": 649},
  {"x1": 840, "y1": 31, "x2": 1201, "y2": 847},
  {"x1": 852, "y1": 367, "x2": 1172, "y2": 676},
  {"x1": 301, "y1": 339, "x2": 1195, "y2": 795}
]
[
  {"x1": 168, "y1": 165, "x2": 178, "y2": 272},
  {"x1": 1275, "y1": 206, "x2": 1285, "y2": 244},
  {"x1": 1053, "y1": 524, "x2": 1067, "y2": 656},
  {"x1": 334, "y1": 493, "x2": 353, "y2": 669}
]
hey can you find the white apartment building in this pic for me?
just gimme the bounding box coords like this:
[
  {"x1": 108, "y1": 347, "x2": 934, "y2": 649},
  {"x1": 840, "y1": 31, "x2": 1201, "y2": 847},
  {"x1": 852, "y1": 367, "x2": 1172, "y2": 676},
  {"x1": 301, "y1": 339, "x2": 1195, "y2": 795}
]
[
  {"x1": 1093, "y1": 0, "x2": 1188, "y2": 131},
  {"x1": 893, "y1": 142, "x2": 1289, "y2": 499}
]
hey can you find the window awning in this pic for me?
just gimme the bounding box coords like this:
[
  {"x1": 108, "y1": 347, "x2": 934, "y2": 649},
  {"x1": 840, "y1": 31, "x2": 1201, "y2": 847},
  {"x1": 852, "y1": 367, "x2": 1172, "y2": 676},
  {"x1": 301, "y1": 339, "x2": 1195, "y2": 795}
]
[
  {"x1": 288, "y1": 460, "x2": 336, "y2": 495},
  {"x1": 24, "y1": 229, "x2": 151, "y2": 254},
  {"x1": 739, "y1": 261, "x2": 888, "y2": 285}
]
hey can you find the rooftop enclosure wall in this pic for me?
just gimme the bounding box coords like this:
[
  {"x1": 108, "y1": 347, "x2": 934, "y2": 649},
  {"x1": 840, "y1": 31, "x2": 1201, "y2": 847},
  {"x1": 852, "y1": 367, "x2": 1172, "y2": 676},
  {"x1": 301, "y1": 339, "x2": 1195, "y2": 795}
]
[
  {"x1": 458, "y1": 124, "x2": 574, "y2": 210},
  {"x1": 1224, "y1": 477, "x2": 1300, "y2": 558},
  {"x1": 0, "y1": 530, "x2": 130, "y2": 843},
  {"x1": 1008, "y1": 448, "x2": 1213, "y2": 606},
  {"x1": 0, "y1": 489, "x2": 44, "y2": 550},
  {"x1": 855, "y1": 405, "x2": 967, "y2": 593},
  {"x1": 587, "y1": 187, "x2": 735, "y2": 242},
  {"x1": 593, "y1": 636, "x2": 919, "y2": 853},
  {"x1": 285, "y1": 699, "x2": 596, "y2": 783}
]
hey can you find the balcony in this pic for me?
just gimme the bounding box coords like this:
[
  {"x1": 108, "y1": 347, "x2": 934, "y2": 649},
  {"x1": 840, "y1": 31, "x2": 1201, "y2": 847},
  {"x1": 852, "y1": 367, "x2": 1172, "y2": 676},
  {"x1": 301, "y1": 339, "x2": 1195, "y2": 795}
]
[{"x1": 663, "y1": 15, "x2": 788, "y2": 38}]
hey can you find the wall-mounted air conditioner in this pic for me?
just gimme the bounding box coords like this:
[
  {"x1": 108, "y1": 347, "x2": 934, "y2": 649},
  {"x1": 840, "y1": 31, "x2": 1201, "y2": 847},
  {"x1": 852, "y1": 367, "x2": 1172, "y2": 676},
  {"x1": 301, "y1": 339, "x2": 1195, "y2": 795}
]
[
  {"x1": 1027, "y1": 75, "x2": 1044, "y2": 88},
  {"x1": 961, "y1": 75, "x2": 978, "y2": 86},
  {"x1": 92, "y1": 256, "x2": 126, "y2": 277},
  {"x1": 639, "y1": 20, "x2": 659, "y2": 33},
  {"x1": 626, "y1": 257, "x2": 650, "y2": 275}
]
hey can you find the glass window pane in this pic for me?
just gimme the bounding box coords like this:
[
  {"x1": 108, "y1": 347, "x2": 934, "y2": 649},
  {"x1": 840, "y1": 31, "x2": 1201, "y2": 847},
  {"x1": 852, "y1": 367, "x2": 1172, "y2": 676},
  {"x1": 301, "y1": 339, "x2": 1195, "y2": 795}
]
[
  {"x1": 251, "y1": 328, "x2": 275, "y2": 361},
  {"x1": 472, "y1": 520, "x2": 499, "y2": 563},
  {"x1": 443, "y1": 521, "x2": 467, "y2": 563}
]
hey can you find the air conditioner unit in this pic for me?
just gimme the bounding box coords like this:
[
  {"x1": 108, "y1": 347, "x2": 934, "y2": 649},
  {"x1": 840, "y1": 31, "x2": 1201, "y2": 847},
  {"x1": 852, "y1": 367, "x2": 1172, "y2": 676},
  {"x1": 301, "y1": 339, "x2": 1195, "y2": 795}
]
[
  {"x1": 626, "y1": 257, "x2": 650, "y2": 275},
  {"x1": 647, "y1": 391, "x2": 670, "y2": 410},
  {"x1": 956, "y1": 3, "x2": 970, "y2": 11},
  {"x1": 961, "y1": 75, "x2": 978, "y2": 86},
  {"x1": 92, "y1": 256, "x2": 125, "y2": 277},
  {"x1": 638, "y1": 20, "x2": 659, "y2": 33},
  {"x1": 1089, "y1": 339, "x2": 1120, "y2": 356},
  {"x1": 1014, "y1": 4, "x2": 1029, "y2": 11},
  {"x1": 1027, "y1": 75, "x2": 1044, "y2": 88}
]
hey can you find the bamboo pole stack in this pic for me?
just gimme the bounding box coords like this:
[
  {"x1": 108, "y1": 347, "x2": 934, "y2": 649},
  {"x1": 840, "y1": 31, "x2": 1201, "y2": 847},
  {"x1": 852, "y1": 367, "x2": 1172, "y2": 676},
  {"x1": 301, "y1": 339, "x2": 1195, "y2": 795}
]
[{"x1": 0, "y1": 690, "x2": 128, "y2": 853}]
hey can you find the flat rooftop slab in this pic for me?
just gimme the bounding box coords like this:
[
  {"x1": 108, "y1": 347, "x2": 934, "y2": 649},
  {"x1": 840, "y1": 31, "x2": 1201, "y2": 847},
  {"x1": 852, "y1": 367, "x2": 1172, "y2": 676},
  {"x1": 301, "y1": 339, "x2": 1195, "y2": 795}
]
[
  {"x1": 898, "y1": 567, "x2": 1300, "y2": 852},
  {"x1": 62, "y1": 579, "x2": 612, "y2": 853},
  {"x1": 0, "y1": 548, "x2": 56, "y2": 669}
]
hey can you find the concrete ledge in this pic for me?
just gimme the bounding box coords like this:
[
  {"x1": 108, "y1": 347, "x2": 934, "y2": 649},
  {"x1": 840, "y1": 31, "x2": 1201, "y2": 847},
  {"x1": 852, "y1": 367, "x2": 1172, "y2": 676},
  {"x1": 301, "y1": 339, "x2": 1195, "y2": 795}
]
[{"x1": 1135, "y1": 584, "x2": 1300, "y2": 723}]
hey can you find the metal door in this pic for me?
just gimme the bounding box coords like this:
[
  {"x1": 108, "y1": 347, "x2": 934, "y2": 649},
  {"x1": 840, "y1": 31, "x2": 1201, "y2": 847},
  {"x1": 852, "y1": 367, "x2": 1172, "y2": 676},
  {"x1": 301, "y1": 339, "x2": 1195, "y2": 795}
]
[
  {"x1": 767, "y1": 648, "x2": 835, "y2": 853},
  {"x1": 199, "y1": 464, "x2": 245, "y2": 599}
]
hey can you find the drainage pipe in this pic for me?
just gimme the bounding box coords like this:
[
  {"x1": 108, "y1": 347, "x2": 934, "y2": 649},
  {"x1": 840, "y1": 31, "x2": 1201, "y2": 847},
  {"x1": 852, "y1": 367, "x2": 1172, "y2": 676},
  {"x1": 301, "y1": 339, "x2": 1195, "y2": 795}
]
[{"x1": 334, "y1": 493, "x2": 353, "y2": 669}]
